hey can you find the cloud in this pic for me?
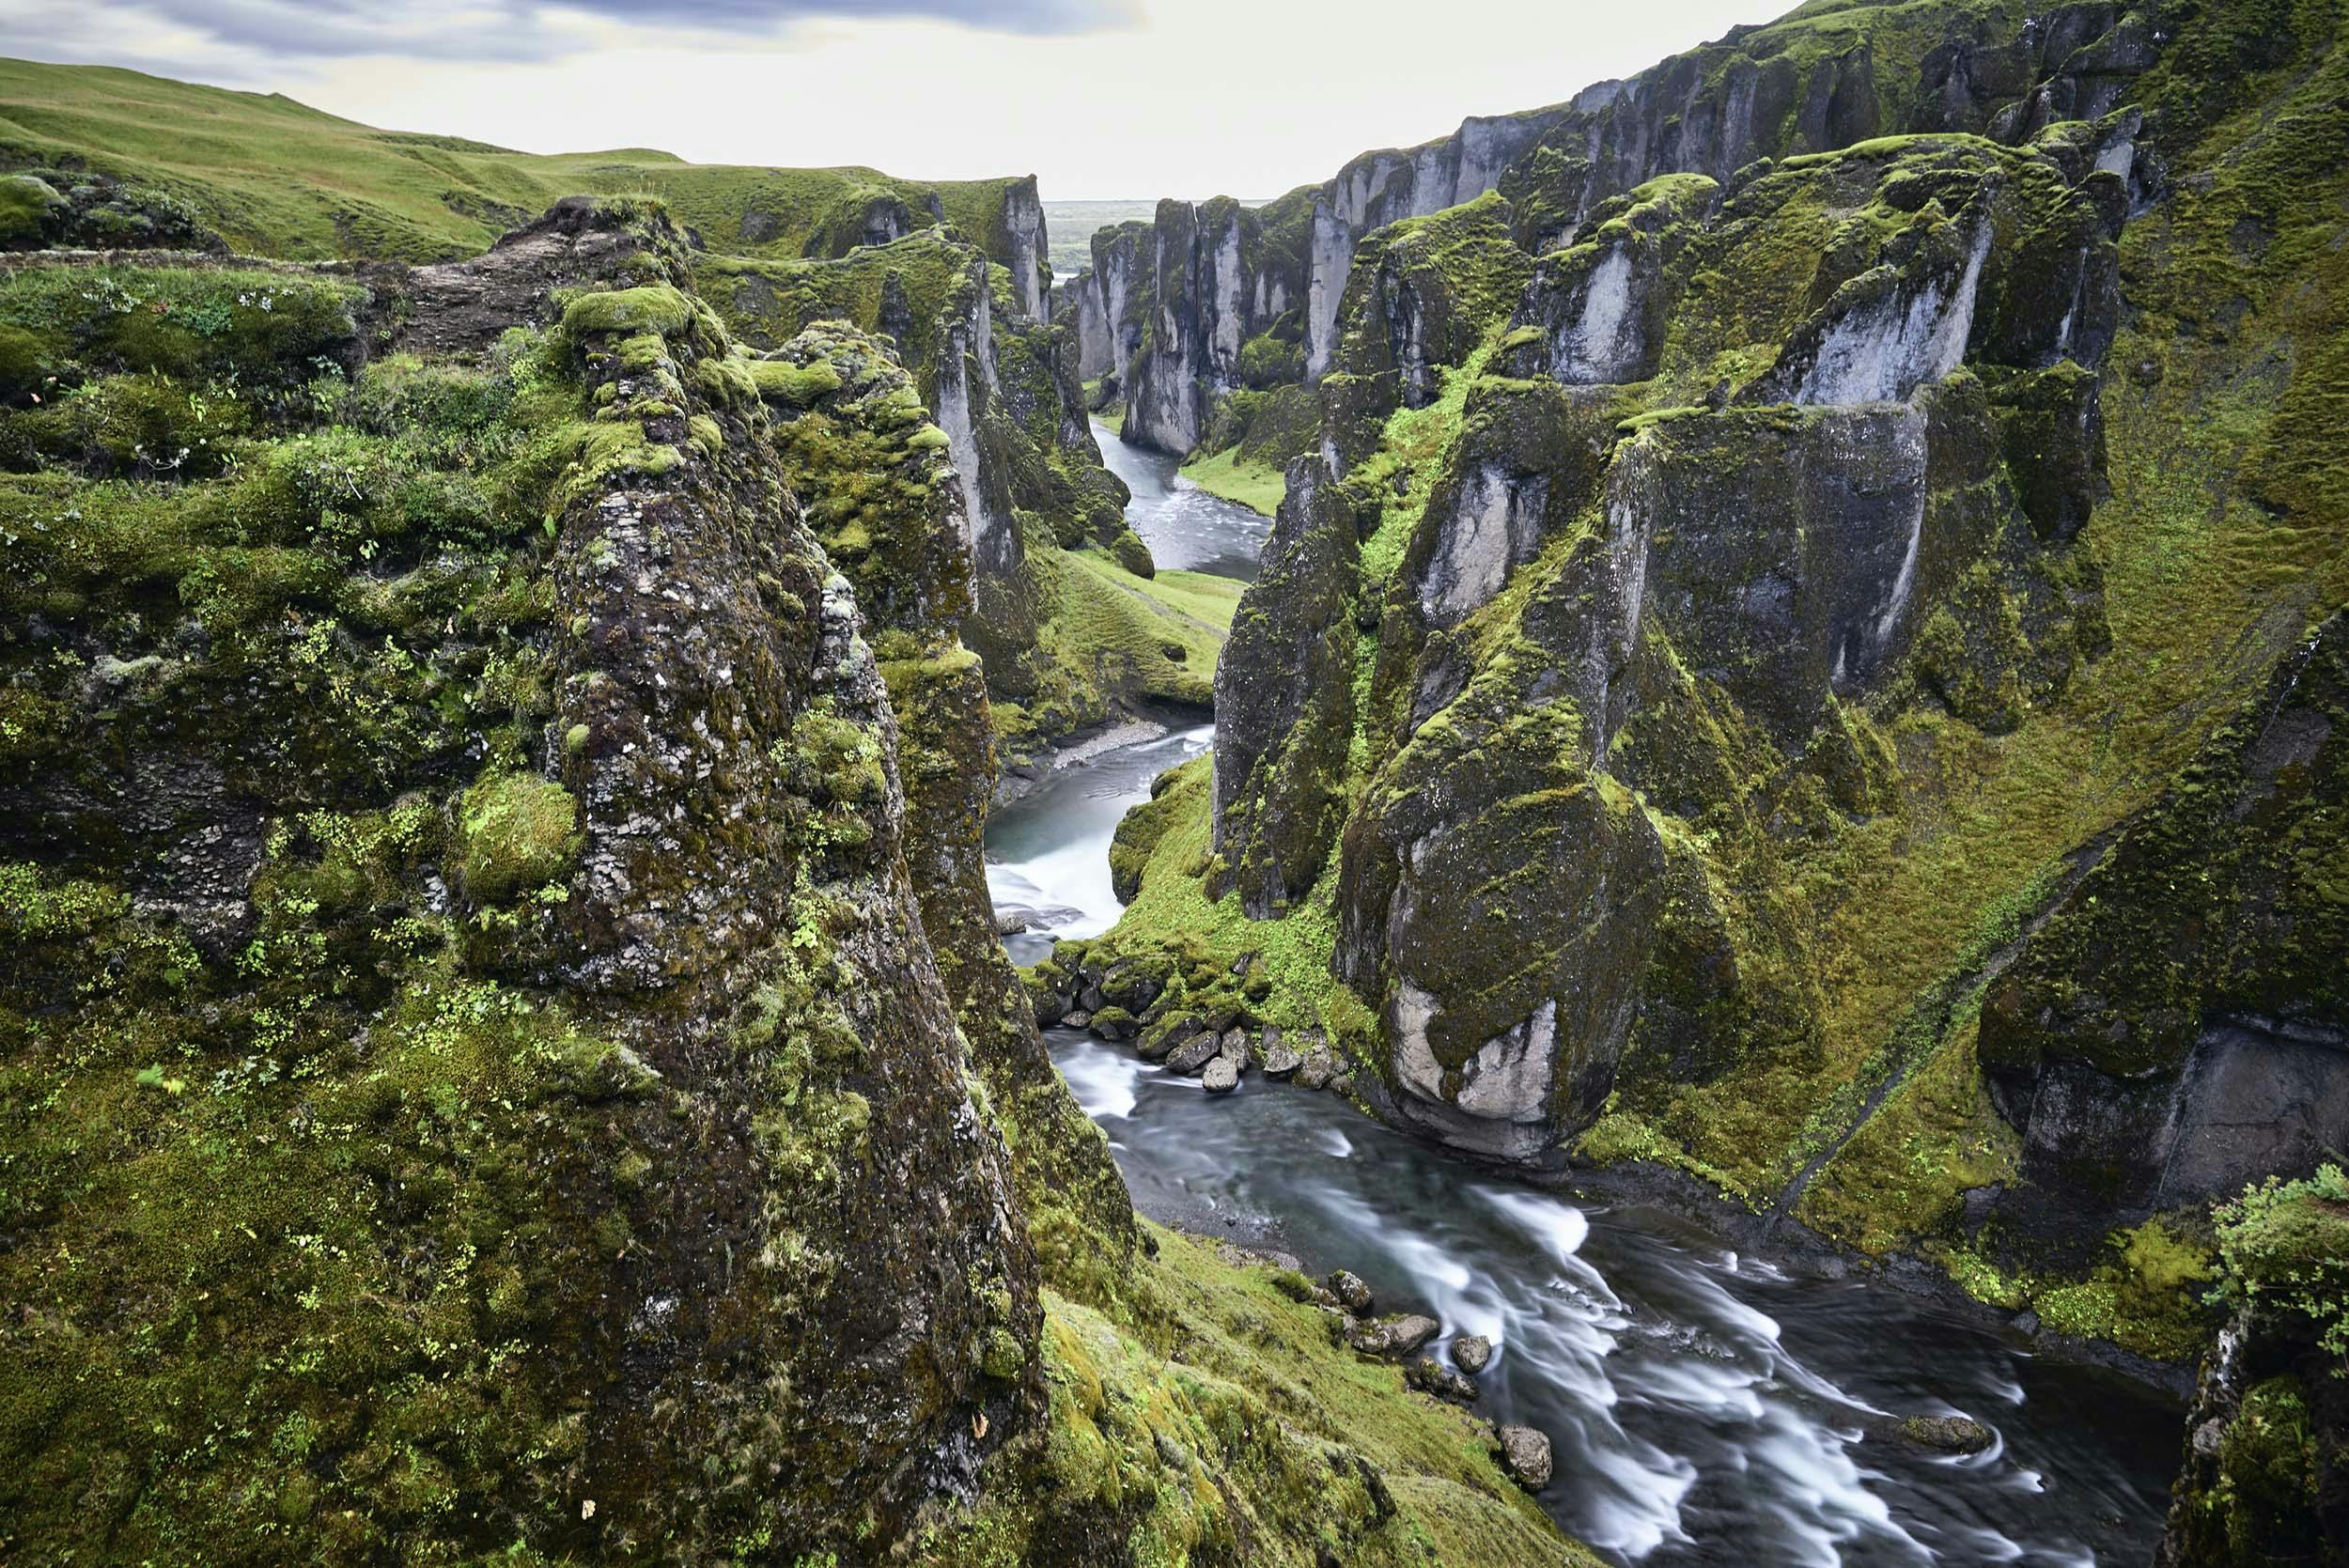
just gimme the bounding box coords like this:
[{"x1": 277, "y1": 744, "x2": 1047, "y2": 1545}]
[{"x1": 5, "y1": 0, "x2": 1138, "y2": 68}]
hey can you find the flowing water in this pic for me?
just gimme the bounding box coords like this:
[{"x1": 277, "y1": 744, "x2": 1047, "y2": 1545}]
[
  {"x1": 1091, "y1": 416, "x2": 1273, "y2": 580},
  {"x1": 984, "y1": 426, "x2": 2183, "y2": 1566}
]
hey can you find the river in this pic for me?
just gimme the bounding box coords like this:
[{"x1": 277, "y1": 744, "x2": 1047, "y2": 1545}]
[{"x1": 984, "y1": 423, "x2": 2182, "y2": 1566}]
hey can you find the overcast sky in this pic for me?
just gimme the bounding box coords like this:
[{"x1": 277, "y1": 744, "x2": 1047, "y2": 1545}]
[{"x1": 6, "y1": 0, "x2": 1777, "y2": 199}]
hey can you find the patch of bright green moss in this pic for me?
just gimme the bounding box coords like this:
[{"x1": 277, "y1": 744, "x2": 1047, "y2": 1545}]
[{"x1": 456, "y1": 771, "x2": 580, "y2": 902}]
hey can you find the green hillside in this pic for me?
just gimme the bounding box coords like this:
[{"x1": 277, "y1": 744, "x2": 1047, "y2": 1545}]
[{"x1": 0, "y1": 56, "x2": 1036, "y2": 263}]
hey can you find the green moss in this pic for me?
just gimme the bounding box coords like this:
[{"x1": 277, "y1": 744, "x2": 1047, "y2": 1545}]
[
  {"x1": 456, "y1": 771, "x2": 581, "y2": 903},
  {"x1": 916, "y1": 1226, "x2": 1599, "y2": 1567},
  {"x1": 2212, "y1": 1165, "x2": 2349, "y2": 1364},
  {"x1": 1177, "y1": 443, "x2": 1286, "y2": 517},
  {"x1": 751, "y1": 357, "x2": 846, "y2": 407}
]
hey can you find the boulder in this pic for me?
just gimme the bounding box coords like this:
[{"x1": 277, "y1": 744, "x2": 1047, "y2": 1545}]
[
  {"x1": 1218, "y1": 1027, "x2": 1253, "y2": 1074},
  {"x1": 1452, "y1": 1334, "x2": 1493, "y2": 1374},
  {"x1": 1407, "y1": 1357, "x2": 1479, "y2": 1404},
  {"x1": 1347, "y1": 1312, "x2": 1440, "y2": 1358},
  {"x1": 1164, "y1": 1032, "x2": 1221, "y2": 1074},
  {"x1": 1202, "y1": 1057, "x2": 1239, "y2": 1094},
  {"x1": 1296, "y1": 1046, "x2": 1338, "y2": 1090},
  {"x1": 1886, "y1": 1414, "x2": 1995, "y2": 1454},
  {"x1": 1138, "y1": 1012, "x2": 1206, "y2": 1062},
  {"x1": 1261, "y1": 1032, "x2": 1304, "y2": 1078},
  {"x1": 1498, "y1": 1424, "x2": 1553, "y2": 1489},
  {"x1": 1328, "y1": 1270, "x2": 1375, "y2": 1314}
]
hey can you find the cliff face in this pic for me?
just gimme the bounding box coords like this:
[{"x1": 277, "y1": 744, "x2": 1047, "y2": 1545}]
[
  {"x1": 697, "y1": 226, "x2": 1220, "y2": 750},
  {"x1": 1087, "y1": 0, "x2": 2174, "y2": 465},
  {"x1": 0, "y1": 187, "x2": 1591, "y2": 1566},
  {"x1": 1071, "y1": 101, "x2": 1563, "y2": 457},
  {"x1": 0, "y1": 200, "x2": 1046, "y2": 1560},
  {"x1": 1091, "y1": 0, "x2": 2343, "y2": 1398}
]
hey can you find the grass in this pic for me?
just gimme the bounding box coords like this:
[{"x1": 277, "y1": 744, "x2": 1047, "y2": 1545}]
[
  {"x1": 1178, "y1": 442, "x2": 1286, "y2": 517},
  {"x1": 0, "y1": 56, "x2": 1037, "y2": 265},
  {"x1": 918, "y1": 1222, "x2": 1600, "y2": 1566}
]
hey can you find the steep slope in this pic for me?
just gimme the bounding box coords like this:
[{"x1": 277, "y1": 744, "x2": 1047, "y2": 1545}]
[{"x1": 0, "y1": 197, "x2": 1047, "y2": 1560}]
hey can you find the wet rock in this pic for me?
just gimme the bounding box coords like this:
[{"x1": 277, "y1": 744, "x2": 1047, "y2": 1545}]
[
  {"x1": 1062, "y1": 1008, "x2": 1092, "y2": 1032},
  {"x1": 1407, "y1": 1358, "x2": 1479, "y2": 1404},
  {"x1": 1261, "y1": 1037, "x2": 1304, "y2": 1077},
  {"x1": 1878, "y1": 1414, "x2": 1995, "y2": 1454},
  {"x1": 1138, "y1": 1013, "x2": 1206, "y2": 1062},
  {"x1": 1164, "y1": 1032, "x2": 1221, "y2": 1074},
  {"x1": 1218, "y1": 1027, "x2": 1253, "y2": 1074},
  {"x1": 1452, "y1": 1334, "x2": 1493, "y2": 1374},
  {"x1": 1329, "y1": 1270, "x2": 1375, "y2": 1314},
  {"x1": 1498, "y1": 1424, "x2": 1553, "y2": 1489},
  {"x1": 1201, "y1": 1057, "x2": 1239, "y2": 1094},
  {"x1": 1347, "y1": 1312, "x2": 1440, "y2": 1358},
  {"x1": 1295, "y1": 1046, "x2": 1338, "y2": 1090}
]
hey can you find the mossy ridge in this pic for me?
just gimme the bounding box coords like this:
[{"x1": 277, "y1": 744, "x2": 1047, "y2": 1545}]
[
  {"x1": 704, "y1": 229, "x2": 1164, "y2": 749},
  {"x1": 759, "y1": 316, "x2": 1142, "y2": 1304},
  {"x1": 1082, "y1": 5, "x2": 2349, "y2": 1424},
  {"x1": 0, "y1": 56, "x2": 1046, "y2": 273},
  {"x1": 0, "y1": 207, "x2": 1063, "y2": 1561},
  {"x1": 911, "y1": 1224, "x2": 1599, "y2": 1568}
]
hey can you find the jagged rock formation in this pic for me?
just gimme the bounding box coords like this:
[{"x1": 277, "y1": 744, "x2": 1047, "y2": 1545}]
[
  {"x1": 1311, "y1": 122, "x2": 2130, "y2": 1163},
  {"x1": 1084, "y1": 0, "x2": 2176, "y2": 467},
  {"x1": 1055, "y1": 7, "x2": 2349, "y2": 1556},
  {"x1": 0, "y1": 199, "x2": 1044, "y2": 1560},
  {"x1": 754, "y1": 318, "x2": 1138, "y2": 1278},
  {"x1": 1094, "y1": 7, "x2": 2346, "y2": 1551},
  {"x1": 695, "y1": 228, "x2": 1211, "y2": 749},
  {"x1": 1209, "y1": 457, "x2": 1359, "y2": 919},
  {"x1": 1068, "y1": 102, "x2": 1566, "y2": 455}
]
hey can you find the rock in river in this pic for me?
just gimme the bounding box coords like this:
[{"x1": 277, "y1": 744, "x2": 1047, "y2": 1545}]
[
  {"x1": 1499, "y1": 1424, "x2": 1553, "y2": 1489},
  {"x1": 1408, "y1": 1357, "x2": 1479, "y2": 1403},
  {"x1": 1165, "y1": 1032, "x2": 1220, "y2": 1074},
  {"x1": 1347, "y1": 1312, "x2": 1439, "y2": 1358},
  {"x1": 1202, "y1": 1057, "x2": 1239, "y2": 1094},
  {"x1": 1453, "y1": 1334, "x2": 1493, "y2": 1374}
]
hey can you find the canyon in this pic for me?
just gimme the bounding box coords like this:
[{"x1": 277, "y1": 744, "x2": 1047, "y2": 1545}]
[{"x1": 2, "y1": 0, "x2": 2345, "y2": 1561}]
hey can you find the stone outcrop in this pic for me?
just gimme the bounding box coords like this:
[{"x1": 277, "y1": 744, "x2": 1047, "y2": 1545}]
[
  {"x1": 1315, "y1": 132, "x2": 2118, "y2": 1162},
  {"x1": 1980, "y1": 612, "x2": 2349, "y2": 1245},
  {"x1": 1069, "y1": 102, "x2": 1565, "y2": 458},
  {"x1": 699, "y1": 225, "x2": 1179, "y2": 741},
  {"x1": 0, "y1": 201, "x2": 1043, "y2": 1560},
  {"x1": 1209, "y1": 456, "x2": 1359, "y2": 918}
]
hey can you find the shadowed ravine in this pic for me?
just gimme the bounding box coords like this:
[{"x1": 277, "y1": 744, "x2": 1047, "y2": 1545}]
[{"x1": 987, "y1": 443, "x2": 2184, "y2": 1568}]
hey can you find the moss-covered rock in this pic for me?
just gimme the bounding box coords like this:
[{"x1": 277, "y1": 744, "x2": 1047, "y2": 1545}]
[
  {"x1": 1210, "y1": 457, "x2": 1359, "y2": 920},
  {"x1": 0, "y1": 199, "x2": 1046, "y2": 1564}
]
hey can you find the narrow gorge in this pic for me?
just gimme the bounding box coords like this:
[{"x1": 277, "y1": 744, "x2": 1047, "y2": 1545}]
[{"x1": 0, "y1": 0, "x2": 2343, "y2": 1562}]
